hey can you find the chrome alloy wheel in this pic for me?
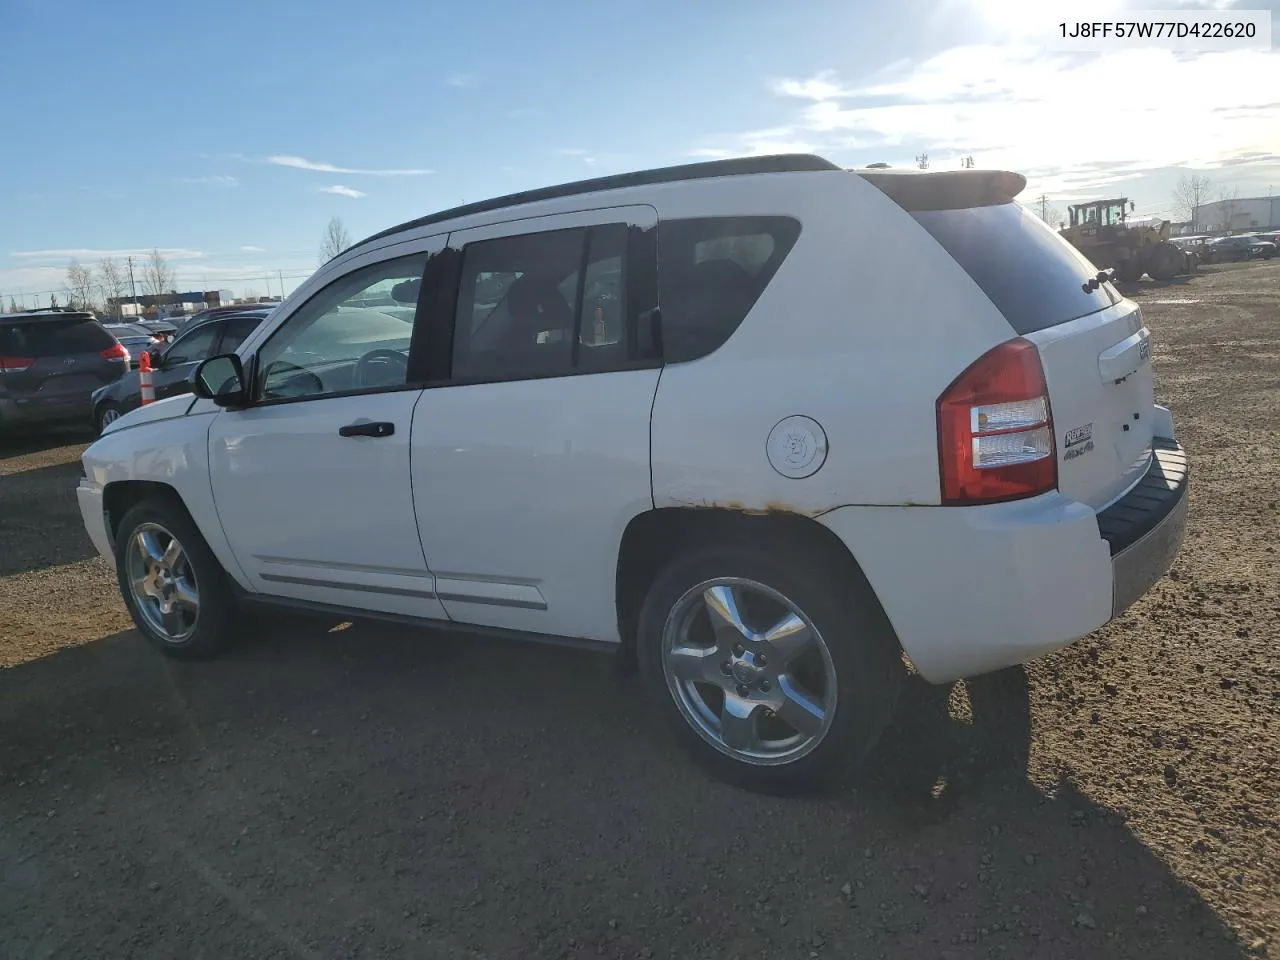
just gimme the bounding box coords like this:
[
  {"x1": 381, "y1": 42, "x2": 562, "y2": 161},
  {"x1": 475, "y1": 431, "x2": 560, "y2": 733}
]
[
  {"x1": 661, "y1": 578, "x2": 838, "y2": 766},
  {"x1": 125, "y1": 522, "x2": 199, "y2": 643},
  {"x1": 100, "y1": 407, "x2": 121, "y2": 427}
]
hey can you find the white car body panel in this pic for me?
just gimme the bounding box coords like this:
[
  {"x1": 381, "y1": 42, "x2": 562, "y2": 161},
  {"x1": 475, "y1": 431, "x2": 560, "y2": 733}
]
[
  {"x1": 99, "y1": 394, "x2": 196, "y2": 437},
  {"x1": 79, "y1": 409, "x2": 251, "y2": 587},
  {"x1": 207, "y1": 390, "x2": 448, "y2": 619},
  {"x1": 412, "y1": 370, "x2": 657, "y2": 641}
]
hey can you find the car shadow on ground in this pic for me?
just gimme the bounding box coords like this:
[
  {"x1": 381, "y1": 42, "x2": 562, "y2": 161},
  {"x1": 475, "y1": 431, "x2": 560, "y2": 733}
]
[
  {"x1": 0, "y1": 618, "x2": 1249, "y2": 959},
  {"x1": 0, "y1": 425, "x2": 93, "y2": 459},
  {"x1": 0, "y1": 459, "x2": 102, "y2": 576}
]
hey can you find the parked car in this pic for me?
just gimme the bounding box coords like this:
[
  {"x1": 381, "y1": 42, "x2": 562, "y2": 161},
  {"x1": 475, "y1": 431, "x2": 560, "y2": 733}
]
[
  {"x1": 174, "y1": 303, "x2": 276, "y2": 335},
  {"x1": 1, "y1": 310, "x2": 129, "y2": 437},
  {"x1": 102, "y1": 323, "x2": 162, "y2": 364},
  {"x1": 76, "y1": 155, "x2": 1188, "y2": 791},
  {"x1": 89, "y1": 309, "x2": 272, "y2": 434},
  {"x1": 1208, "y1": 235, "x2": 1276, "y2": 261}
]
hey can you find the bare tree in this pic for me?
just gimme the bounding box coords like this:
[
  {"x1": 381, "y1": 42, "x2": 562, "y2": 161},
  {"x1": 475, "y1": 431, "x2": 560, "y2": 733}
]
[
  {"x1": 1217, "y1": 185, "x2": 1241, "y2": 233},
  {"x1": 1172, "y1": 174, "x2": 1213, "y2": 230},
  {"x1": 98, "y1": 257, "x2": 127, "y2": 318},
  {"x1": 65, "y1": 259, "x2": 97, "y2": 311},
  {"x1": 7, "y1": 296, "x2": 17, "y2": 313},
  {"x1": 915, "y1": 153, "x2": 930, "y2": 170},
  {"x1": 50, "y1": 294, "x2": 59, "y2": 309},
  {"x1": 319, "y1": 216, "x2": 351, "y2": 263},
  {"x1": 961, "y1": 155, "x2": 975, "y2": 169},
  {"x1": 142, "y1": 248, "x2": 175, "y2": 297}
]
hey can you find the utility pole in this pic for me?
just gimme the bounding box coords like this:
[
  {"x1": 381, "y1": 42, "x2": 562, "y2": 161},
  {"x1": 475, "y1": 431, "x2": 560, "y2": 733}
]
[
  {"x1": 1037, "y1": 194, "x2": 1050, "y2": 222},
  {"x1": 279, "y1": 270, "x2": 286, "y2": 300},
  {"x1": 126, "y1": 256, "x2": 139, "y2": 317}
]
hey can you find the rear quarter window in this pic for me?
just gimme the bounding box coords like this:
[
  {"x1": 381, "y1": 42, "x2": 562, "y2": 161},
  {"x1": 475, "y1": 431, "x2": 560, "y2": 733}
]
[
  {"x1": 658, "y1": 216, "x2": 801, "y2": 363},
  {"x1": 0, "y1": 319, "x2": 115, "y2": 356},
  {"x1": 911, "y1": 202, "x2": 1120, "y2": 335}
]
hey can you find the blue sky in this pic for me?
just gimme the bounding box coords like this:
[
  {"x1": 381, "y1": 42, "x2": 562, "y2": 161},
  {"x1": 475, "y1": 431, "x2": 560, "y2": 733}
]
[{"x1": 1, "y1": 0, "x2": 1277, "y2": 305}]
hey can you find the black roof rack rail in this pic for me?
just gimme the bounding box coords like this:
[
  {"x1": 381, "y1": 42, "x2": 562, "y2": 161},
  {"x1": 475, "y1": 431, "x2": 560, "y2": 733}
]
[{"x1": 342, "y1": 153, "x2": 841, "y2": 258}]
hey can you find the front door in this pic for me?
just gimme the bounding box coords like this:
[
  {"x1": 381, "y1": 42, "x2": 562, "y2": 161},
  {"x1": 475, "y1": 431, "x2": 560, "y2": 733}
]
[
  {"x1": 411, "y1": 206, "x2": 661, "y2": 641},
  {"x1": 208, "y1": 239, "x2": 449, "y2": 618}
]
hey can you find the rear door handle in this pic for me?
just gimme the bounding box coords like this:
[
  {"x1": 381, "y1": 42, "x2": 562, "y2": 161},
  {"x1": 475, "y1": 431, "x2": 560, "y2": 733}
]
[{"x1": 338, "y1": 420, "x2": 395, "y2": 438}]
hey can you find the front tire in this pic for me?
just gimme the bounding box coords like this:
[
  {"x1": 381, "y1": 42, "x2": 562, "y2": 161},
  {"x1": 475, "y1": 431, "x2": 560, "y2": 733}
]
[
  {"x1": 114, "y1": 497, "x2": 237, "y2": 660},
  {"x1": 636, "y1": 543, "x2": 904, "y2": 793}
]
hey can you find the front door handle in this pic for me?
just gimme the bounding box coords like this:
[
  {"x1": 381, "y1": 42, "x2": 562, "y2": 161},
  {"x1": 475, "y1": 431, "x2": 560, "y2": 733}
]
[{"x1": 338, "y1": 420, "x2": 395, "y2": 438}]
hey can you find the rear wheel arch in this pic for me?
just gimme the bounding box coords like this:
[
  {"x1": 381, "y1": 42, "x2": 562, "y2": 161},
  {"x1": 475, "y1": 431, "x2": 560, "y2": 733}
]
[{"x1": 615, "y1": 507, "x2": 901, "y2": 664}]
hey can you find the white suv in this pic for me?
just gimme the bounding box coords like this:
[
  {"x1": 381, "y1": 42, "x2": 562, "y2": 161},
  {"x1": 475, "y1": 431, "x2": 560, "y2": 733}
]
[{"x1": 77, "y1": 155, "x2": 1189, "y2": 791}]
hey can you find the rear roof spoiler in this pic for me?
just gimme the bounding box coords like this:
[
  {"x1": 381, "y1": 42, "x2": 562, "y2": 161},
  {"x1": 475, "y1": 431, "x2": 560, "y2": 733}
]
[{"x1": 853, "y1": 169, "x2": 1027, "y2": 212}]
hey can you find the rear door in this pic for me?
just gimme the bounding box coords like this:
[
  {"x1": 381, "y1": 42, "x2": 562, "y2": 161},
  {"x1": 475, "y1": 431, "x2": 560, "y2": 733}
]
[
  {"x1": 910, "y1": 199, "x2": 1157, "y2": 509},
  {"x1": 0, "y1": 316, "x2": 126, "y2": 415},
  {"x1": 410, "y1": 205, "x2": 660, "y2": 641}
]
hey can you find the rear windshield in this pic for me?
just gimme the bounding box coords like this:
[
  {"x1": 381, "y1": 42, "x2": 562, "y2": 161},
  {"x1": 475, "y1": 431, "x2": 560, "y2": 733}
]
[
  {"x1": 0, "y1": 318, "x2": 116, "y2": 356},
  {"x1": 912, "y1": 202, "x2": 1120, "y2": 335}
]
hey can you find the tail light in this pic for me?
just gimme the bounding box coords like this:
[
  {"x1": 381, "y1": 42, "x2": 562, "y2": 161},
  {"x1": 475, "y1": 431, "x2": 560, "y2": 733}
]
[
  {"x1": 100, "y1": 342, "x2": 129, "y2": 361},
  {"x1": 0, "y1": 355, "x2": 36, "y2": 373},
  {"x1": 937, "y1": 337, "x2": 1056, "y2": 505}
]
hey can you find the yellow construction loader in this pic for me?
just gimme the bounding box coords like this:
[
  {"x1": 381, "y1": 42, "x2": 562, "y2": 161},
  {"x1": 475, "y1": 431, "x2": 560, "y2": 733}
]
[{"x1": 1059, "y1": 199, "x2": 1192, "y2": 282}]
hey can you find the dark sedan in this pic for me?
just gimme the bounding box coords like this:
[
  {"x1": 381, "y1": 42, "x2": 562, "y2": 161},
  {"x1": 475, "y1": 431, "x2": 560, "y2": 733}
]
[
  {"x1": 90, "y1": 309, "x2": 272, "y2": 434},
  {"x1": 1209, "y1": 235, "x2": 1277, "y2": 261},
  {"x1": 102, "y1": 323, "x2": 163, "y2": 363}
]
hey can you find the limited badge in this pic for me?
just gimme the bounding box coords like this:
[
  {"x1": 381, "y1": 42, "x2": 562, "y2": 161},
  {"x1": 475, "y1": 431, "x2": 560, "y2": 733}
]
[{"x1": 766, "y1": 416, "x2": 828, "y2": 479}]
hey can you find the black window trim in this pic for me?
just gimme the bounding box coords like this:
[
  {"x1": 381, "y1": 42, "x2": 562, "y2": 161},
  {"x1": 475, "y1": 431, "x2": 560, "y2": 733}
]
[{"x1": 423, "y1": 216, "x2": 662, "y2": 389}]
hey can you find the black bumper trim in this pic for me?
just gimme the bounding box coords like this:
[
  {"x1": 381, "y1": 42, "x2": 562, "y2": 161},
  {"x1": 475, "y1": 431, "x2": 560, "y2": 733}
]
[{"x1": 1096, "y1": 438, "x2": 1189, "y2": 557}]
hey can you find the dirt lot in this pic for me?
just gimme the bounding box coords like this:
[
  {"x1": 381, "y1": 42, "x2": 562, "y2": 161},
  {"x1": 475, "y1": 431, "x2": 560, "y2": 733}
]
[{"x1": 2, "y1": 259, "x2": 1277, "y2": 959}]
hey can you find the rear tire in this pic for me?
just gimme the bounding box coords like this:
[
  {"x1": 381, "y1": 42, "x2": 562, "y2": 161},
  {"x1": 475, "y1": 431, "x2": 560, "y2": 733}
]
[
  {"x1": 636, "y1": 542, "x2": 904, "y2": 793},
  {"x1": 1114, "y1": 259, "x2": 1143, "y2": 283},
  {"x1": 114, "y1": 497, "x2": 238, "y2": 660}
]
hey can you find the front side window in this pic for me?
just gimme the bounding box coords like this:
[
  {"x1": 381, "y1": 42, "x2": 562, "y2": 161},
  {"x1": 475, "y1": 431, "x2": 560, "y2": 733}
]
[
  {"x1": 255, "y1": 254, "x2": 427, "y2": 401},
  {"x1": 451, "y1": 224, "x2": 630, "y2": 381},
  {"x1": 163, "y1": 323, "x2": 221, "y2": 365}
]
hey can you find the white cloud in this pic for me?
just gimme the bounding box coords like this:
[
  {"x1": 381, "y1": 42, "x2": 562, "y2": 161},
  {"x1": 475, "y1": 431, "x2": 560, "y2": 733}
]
[
  {"x1": 770, "y1": 71, "x2": 850, "y2": 101},
  {"x1": 553, "y1": 148, "x2": 589, "y2": 156},
  {"x1": 318, "y1": 185, "x2": 366, "y2": 198},
  {"x1": 176, "y1": 175, "x2": 239, "y2": 187},
  {"x1": 266, "y1": 155, "x2": 431, "y2": 176},
  {"x1": 240, "y1": 245, "x2": 266, "y2": 252},
  {"x1": 446, "y1": 72, "x2": 476, "y2": 87},
  {"x1": 11, "y1": 247, "x2": 206, "y2": 263},
  {"x1": 741, "y1": 47, "x2": 1280, "y2": 179}
]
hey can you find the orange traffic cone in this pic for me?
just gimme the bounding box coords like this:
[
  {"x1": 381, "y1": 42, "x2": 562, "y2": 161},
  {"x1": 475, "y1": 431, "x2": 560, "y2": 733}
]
[{"x1": 139, "y1": 350, "x2": 155, "y2": 405}]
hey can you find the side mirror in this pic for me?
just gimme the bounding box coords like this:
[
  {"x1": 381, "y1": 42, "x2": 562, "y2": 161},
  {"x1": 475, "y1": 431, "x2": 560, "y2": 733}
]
[{"x1": 191, "y1": 353, "x2": 248, "y2": 408}]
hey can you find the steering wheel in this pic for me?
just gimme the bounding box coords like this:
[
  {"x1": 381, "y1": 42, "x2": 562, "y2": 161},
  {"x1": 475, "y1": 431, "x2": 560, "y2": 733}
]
[{"x1": 354, "y1": 348, "x2": 409, "y2": 388}]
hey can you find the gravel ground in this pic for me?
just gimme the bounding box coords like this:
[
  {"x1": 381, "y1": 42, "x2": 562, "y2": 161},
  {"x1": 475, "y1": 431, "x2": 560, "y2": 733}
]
[{"x1": 2, "y1": 260, "x2": 1276, "y2": 959}]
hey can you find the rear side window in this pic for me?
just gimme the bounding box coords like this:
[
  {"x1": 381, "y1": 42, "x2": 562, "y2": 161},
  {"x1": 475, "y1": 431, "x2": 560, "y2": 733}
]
[
  {"x1": 451, "y1": 223, "x2": 633, "y2": 381},
  {"x1": 0, "y1": 319, "x2": 115, "y2": 357},
  {"x1": 658, "y1": 216, "x2": 801, "y2": 362},
  {"x1": 911, "y1": 202, "x2": 1119, "y2": 335}
]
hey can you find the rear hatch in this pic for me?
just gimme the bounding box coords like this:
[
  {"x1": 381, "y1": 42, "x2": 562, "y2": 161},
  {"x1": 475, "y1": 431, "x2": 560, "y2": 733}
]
[
  {"x1": 0, "y1": 315, "x2": 128, "y2": 403},
  {"x1": 863, "y1": 169, "x2": 1157, "y2": 509}
]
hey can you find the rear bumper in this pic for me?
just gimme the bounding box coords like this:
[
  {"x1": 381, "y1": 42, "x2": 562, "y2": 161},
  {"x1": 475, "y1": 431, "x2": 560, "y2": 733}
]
[
  {"x1": 1099, "y1": 438, "x2": 1189, "y2": 616},
  {"x1": 818, "y1": 436, "x2": 1188, "y2": 684},
  {"x1": 0, "y1": 394, "x2": 93, "y2": 427}
]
